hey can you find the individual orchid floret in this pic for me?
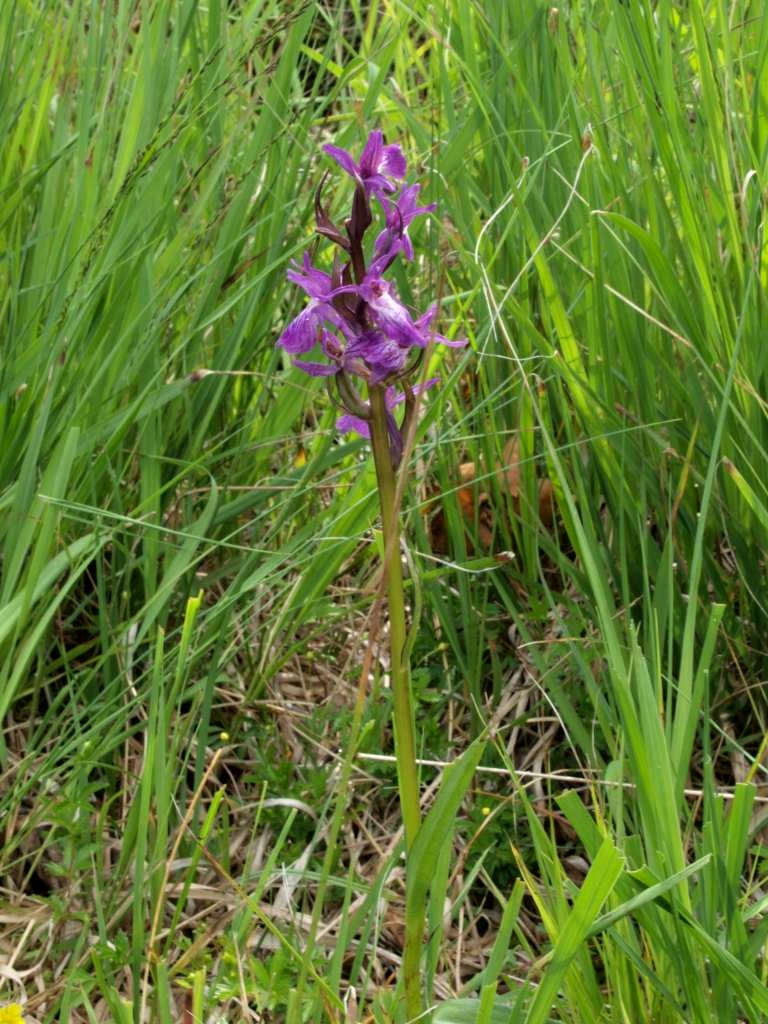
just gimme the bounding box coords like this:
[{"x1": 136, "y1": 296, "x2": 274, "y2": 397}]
[
  {"x1": 374, "y1": 184, "x2": 436, "y2": 265},
  {"x1": 356, "y1": 276, "x2": 426, "y2": 350},
  {"x1": 277, "y1": 253, "x2": 356, "y2": 357},
  {"x1": 285, "y1": 251, "x2": 335, "y2": 299},
  {"x1": 337, "y1": 378, "x2": 440, "y2": 465},
  {"x1": 323, "y1": 130, "x2": 407, "y2": 197},
  {"x1": 337, "y1": 378, "x2": 440, "y2": 439},
  {"x1": 277, "y1": 303, "x2": 326, "y2": 356},
  {"x1": 344, "y1": 329, "x2": 411, "y2": 383},
  {"x1": 293, "y1": 329, "x2": 347, "y2": 376}
]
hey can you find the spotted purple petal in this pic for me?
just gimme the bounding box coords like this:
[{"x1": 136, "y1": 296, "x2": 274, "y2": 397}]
[
  {"x1": 374, "y1": 185, "x2": 435, "y2": 263},
  {"x1": 361, "y1": 280, "x2": 425, "y2": 348},
  {"x1": 345, "y1": 330, "x2": 410, "y2": 383},
  {"x1": 277, "y1": 303, "x2": 323, "y2": 355},
  {"x1": 359, "y1": 131, "x2": 383, "y2": 176},
  {"x1": 336, "y1": 412, "x2": 371, "y2": 438},
  {"x1": 378, "y1": 143, "x2": 407, "y2": 181}
]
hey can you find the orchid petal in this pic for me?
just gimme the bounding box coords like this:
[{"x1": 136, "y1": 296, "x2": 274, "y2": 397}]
[
  {"x1": 380, "y1": 143, "x2": 407, "y2": 180},
  {"x1": 277, "y1": 305, "x2": 321, "y2": 355},
  {"x1": 293, "y1": 359, "x2": 338, "y2": 377},
  {"x1": 415, "y1": 304, "x2": 468, "y2": 347},
  {"x1": 365, "y1": 284, "x2": 424, "y2": 348},
  {"x1": 336, "y1": 413, "x2": 371, "y2": 438},
  {"x1": 322, "y1": 144, "x2": 359, "y2": 179},
  {"x1": 359, "y1": 131, "x2": 384, "y2": 175}
]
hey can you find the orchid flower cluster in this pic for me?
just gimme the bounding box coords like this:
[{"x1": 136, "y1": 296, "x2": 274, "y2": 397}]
[{"x1": 277, "y1": 130, "x2": 464, "y2": 465}]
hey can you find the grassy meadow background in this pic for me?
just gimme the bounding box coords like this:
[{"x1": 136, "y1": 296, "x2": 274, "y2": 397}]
[{"x1": 2, "y1": 0, "x2": 768, "y2": 1020}]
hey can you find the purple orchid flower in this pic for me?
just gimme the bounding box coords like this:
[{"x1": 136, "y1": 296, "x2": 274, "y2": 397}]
[
  {"x1": 373, "y1": 184, "x2": 436, "y2": 266},
  {"x1": 343, "y1": 329, "x2": 411, "y2": 383},
  {"x1": 279, "y1": 264, "x2": 460, "y2": 382},
  {"x1": 277, "y1": 253, "x2": 356, "y2": 356},
  {"x1": 323, "y1": 130, "x2": 407, "y2": 197},
  {"x1": 357, "y1": 276, "x2": 426, "y2": 350},
  {"x1": 337, "y1": 378, "x2": 440, "y2": 464},
  {"x1": 336, "y1": 378, "x2": 440, "y2": 438},
  {"x1": 293, "y1": 328, "x2": 347, "y2": 376},
  {"x1": 276, "y1": 131, "x2": 466, "y2": 465},
  {"x1": 285, "y1": 250, "x2": 334, "y2": 298}
]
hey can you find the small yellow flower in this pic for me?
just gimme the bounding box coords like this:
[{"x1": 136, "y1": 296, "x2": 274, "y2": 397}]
[{"x1": 0, "y1": 1005, "x2": 26, "y2": 1024}]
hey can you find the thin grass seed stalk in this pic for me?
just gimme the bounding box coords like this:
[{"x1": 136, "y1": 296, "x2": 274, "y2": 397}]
[{"x1": 276, "y1": 131, "x2": 465, "y2": 1020}]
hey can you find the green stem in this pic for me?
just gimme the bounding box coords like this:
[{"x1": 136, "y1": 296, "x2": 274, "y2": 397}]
[{"x1": 369, "y1": 384, "x2": 423, "y2": 1021}]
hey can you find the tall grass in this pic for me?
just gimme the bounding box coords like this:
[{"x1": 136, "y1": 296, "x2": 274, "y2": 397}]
[{"x1": 1, "y1": 0, "x2": 766, "y2": 1021}]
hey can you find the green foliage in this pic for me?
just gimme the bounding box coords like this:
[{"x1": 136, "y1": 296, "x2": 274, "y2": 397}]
[{"x1": 1, "y1": 0, "x2": 767, "y2": 1021}]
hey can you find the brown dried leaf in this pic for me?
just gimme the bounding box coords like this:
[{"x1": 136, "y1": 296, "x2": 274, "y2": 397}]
[{"x1": 427, "y1": 434, "x2": 556, "y2": 553}]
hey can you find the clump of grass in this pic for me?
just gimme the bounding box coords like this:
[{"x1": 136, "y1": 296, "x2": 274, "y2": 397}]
[{"x1": 1, "y1": 1, "x2": 767, "y2": 1022}]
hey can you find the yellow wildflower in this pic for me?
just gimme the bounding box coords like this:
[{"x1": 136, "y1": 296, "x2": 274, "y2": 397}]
[{"x1": 0, "y1": 1005, "x2": 25, "y2": 1024}]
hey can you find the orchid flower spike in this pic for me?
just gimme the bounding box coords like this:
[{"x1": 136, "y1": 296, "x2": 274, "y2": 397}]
[{"x1": 277, "y1": 130, "x2": 466, "y2": 464}]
